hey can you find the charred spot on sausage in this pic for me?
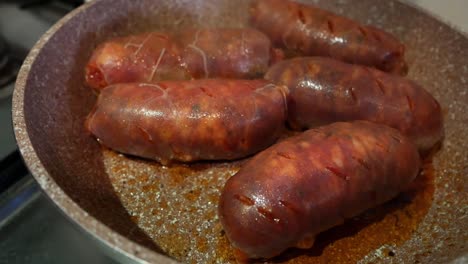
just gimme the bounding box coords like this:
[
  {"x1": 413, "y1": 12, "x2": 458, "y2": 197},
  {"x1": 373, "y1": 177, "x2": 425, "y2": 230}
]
[
  {"x1": 327, "y1": 19, "x2": 335, "y2": 34},
  {"x1": 199, "y1": 86, "x2": 215, "y2": 98},
  {"x1": 325, "y1": 166, "x2": 350, "y2": 180},
  {"x1": 391, "y1": 135, "x2": 402, "y2": 144},
  {"x1": 277, "y1": 151, "x2": 293, "y2": 160},
  {"x1": 279, "y1": 200, "x2": 301, "y2": 214},
  {"x1": 297, "y1": 9, "x2": 306, "y2": 24},
  {"x1": 358, "y1": 26, "x2": 367, "y2": 38},
  {"x1": 257, "y1": 206, "x2": 277, "y2": 222},
  {"x1": 234, "y1": 194, "x2": 255, "y2": 206},
  {"x1": 375, "y1": 78, "x2": 386, "y2": 95},
  {"x1": 406, "y1": 95, "x2": 414, "y2": 111},
  {"x1": 348, "y1": 87, "x2": 358, "y2": 103},
  {"x1": 352, "y1": 156, "x2": 371, "y2": 171}
]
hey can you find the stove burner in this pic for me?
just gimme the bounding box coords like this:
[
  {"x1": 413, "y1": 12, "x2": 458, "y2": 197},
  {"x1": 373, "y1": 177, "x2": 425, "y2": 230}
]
[{"x1": 0, "y1": 36, "x2": 22, "y2": 96}]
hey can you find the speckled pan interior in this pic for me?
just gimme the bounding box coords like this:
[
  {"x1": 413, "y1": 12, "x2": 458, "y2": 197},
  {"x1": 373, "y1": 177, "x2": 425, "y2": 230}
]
[{"x1": 12, "y1": 0, "x2": 467, "y2": 263}]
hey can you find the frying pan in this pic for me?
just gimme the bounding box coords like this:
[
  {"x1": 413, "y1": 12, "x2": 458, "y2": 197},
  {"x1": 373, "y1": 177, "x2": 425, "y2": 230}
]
[{"x1": 12, "y1": 0, "x2": 467, "y2": 263}]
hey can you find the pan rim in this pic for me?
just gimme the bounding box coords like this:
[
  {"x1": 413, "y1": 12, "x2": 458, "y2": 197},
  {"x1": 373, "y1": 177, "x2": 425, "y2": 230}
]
[{"x1": 11, "y1": 0, "x2": 179, "y2": 263}]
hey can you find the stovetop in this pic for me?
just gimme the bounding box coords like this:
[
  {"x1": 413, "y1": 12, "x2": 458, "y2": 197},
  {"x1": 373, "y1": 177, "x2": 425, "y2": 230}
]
[{"x1": 0, "y1": 1, "x2": 116, "y2": 263}]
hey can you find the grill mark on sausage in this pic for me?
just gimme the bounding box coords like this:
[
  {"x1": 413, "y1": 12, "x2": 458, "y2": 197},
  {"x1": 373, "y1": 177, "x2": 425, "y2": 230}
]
[
  {"x1": 358, "y1": 26, "x2": 367, "y2": 38},
  {"x1": 406, "y1": 95, "x2": 414, "y2": 111},
  {"x1": 257, "y1": 206, "x2": 277, "y2": 222},
  {"x1": 327, "y1": 19, "x2": 335, "y2": 34},
  {"x1": 375, "y1": 78, "x2": 386, "y2": 95},
  {"x1": 136, "y1": 125, "x2": 153, "y2": 143},
  {"x1": 279, "y1": 200, "x2": 301, "y2": 214},
  {"x1": 297, "y1": 9, "x2": 306, "y2": 24},
  {"x1": 348, "y1": 87, "x2": 358, "y2": 103},
  {"x1": 371, "y1": 31, "x2": 382, "y2": 42},
  {"x1": 432, "y1": 96, "x2": 441, "y2": 110},
  {"x1": 279, "y1": 84, "x2": 289, "y2": 117},
  {"x1": 352, "y1": 156, "x2": 371, "y2": 170},
  {"x1": 391, "y1": 135, "x2": 401, "y2": 144},
  {"x1": 199, "y1": 87, "x2": 215, "y2": 98},
  {"x1": 234, "y1": 194, "x2": 255, "y2": 206},
  {"x1": 277, "y1": 151, "x2": 293, "y2": 160},
  {"x1": 375, "y1": 141, "x2": 389, "y2": 153},
  {"x1": 325, "y1": 166, "x2": 349, "y2": 180}
]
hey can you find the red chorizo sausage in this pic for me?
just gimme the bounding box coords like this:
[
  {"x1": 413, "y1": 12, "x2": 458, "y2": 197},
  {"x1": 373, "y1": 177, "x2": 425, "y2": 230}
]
[
  {"x1": 250, "y1": 0, "x2": 408, "y2": 75},
  {"x1": 175, "y1": 28, "x2": 283, "y2": 79},
  {"x1": 219, "y1": 121, "x2": 421, "y2": 260},
  {"x1": 85, "y1": 32, "x2": 189, "y2": 91},
  {"x1": 85, "y1": 28, "x2": 283, "y2": 91},
  {"x1": 86, "y1": 79, "x2": 288, "y2": 164},
  {"x1": 265, "y1": 57, "x2": 443, "y2": 152}
]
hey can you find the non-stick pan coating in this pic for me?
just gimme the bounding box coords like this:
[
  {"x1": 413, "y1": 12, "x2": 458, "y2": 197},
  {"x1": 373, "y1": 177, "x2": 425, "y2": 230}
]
[{"x1": 13, "y1": 0, "x2": 467, "y2": 263}]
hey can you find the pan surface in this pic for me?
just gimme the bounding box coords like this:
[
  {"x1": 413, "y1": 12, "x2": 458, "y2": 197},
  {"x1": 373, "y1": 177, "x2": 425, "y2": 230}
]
[{"x1": 12, "y1": 0, "x2": 467, "y2": 263}]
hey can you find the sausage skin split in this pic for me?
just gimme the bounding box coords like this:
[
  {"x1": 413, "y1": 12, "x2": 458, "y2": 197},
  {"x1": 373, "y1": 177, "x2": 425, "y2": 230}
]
[
  {"x1": 250, "y1": 0, "x2": 408, "y2": 75},
  {"x1": 85, "y1": 28, "x2": 283, "y2": 91},
  {"x1": 265, "y1": 57, "x2": 443, "y2": 152},
  {"x1": 219, "y1": 121, "x2": 421, "y2": 261},
  {"x1": 86, "y1": 79, "x2": 288, "y2": 164}
]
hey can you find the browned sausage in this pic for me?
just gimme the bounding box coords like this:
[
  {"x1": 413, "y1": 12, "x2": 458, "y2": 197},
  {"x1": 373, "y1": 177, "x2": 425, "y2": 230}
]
[
  {"x1": 250, "y1": 0, "x2": 408, "y2": 74},
  {"x1": 86, "y1": 79, "x2": 288, "y2": 164},
  {"x1": 175, "y1": 28, "x2": 283, "y2": 79},
  {"x1": 219, "y1": 121, "x2": 421, "y2": 261},
  {"x1": 85, "y1": 28, "x2": 283, "y2": 91},
  {"x1": 85, "y1": 32, "x2": 189, "y2": 91},
  {"x1": 265, "y1": 57, "x2": 443, "y2": 152}
]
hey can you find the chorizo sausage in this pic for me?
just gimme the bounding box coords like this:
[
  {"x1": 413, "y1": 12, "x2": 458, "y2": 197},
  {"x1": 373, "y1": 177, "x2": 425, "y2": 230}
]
[
  {"x1": 250, "y1": 0, "x2": 408, "y2": 74},
  {"x1": 85, "y1": 32, "x2": 189, "y2": 91},
  {"x1": 86, "y1": 79, "x2": 288, "y2": 164},
  {"x1": 85, "y1": 28, "x2": 283, "y2": 91},
  {"x1": 219, "y1": 121, "x2": 421, "y2": 260},
  {"x1": 265, "y1": 57, "x2": 443, "y2": 152},
  {"x1": 175, "y1": 28, "x2": 283, "y2": 79}
]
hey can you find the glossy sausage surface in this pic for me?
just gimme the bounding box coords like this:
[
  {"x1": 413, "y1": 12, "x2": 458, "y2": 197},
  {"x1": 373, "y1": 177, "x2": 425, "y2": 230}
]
[
  {"x1": 86, "y1": 79, "x2": 288, "y2": 164},
  {"x1": 265, "y1": 57, "x2": 443, "y2": 152},
  {"x1": 250, "y1": 0, "x2": 407, "y2": 74},
  {"x1": 219, "y1": 121, "x2": 420, "y2": 260},
  {"x1": 175, "y1": 28, "x2": 283, "y2": 79},
  {"x1": 86, "y1": 32, "x2": 189, "y2": 91},
  {"x1": 85, "y1": 28, "x2": 282, "y2": 91}
]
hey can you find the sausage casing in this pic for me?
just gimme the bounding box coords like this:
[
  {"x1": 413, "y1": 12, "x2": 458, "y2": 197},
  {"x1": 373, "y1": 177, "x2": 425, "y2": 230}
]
[
  {"x1": 219, "y1": 121, "x2": 420, "y2": 260},
  {"x1": 85, "y1": 28, "x2": 282, "y2": 91},
  {"x1": 86, "y1": 79, "x2": 288, "y2": 164},
  {"x1": 85, "y1": 32, "x2": 189, "y2": 91},
  {"x1": 265, "y1": 57, "x2": 443, "y2": 152},
  {"x1": 250, "y1": 0, "x2": 407, "y2": 74},
  {"x1": 175, "y1": 28, "x2": 282, "y2": 79}
]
